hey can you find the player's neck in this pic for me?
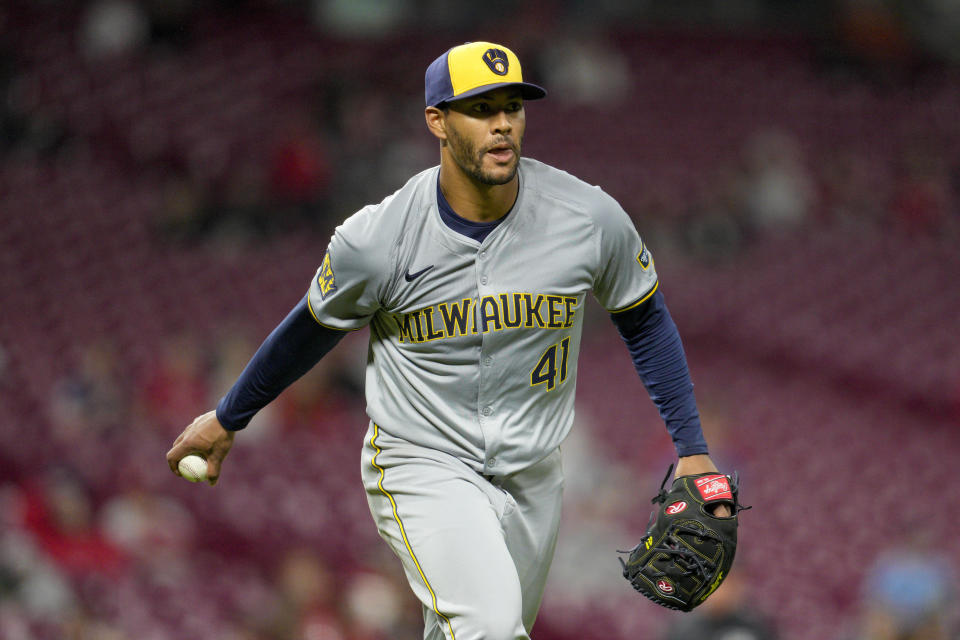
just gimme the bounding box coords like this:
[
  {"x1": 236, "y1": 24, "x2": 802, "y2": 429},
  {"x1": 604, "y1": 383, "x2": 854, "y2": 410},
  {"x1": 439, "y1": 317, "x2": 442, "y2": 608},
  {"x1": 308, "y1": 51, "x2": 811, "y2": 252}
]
[{"x1": 438, "y1": 160, "x2": 519, "y2": 223}]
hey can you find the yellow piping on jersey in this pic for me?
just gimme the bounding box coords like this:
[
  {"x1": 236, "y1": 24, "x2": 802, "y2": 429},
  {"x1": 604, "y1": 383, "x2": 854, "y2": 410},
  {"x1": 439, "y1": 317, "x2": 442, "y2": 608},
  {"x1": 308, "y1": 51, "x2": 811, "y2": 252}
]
[
  {"x1": 369, "y1": 424, "x2": 456, "y2": 640},
  {"x1": 305, "y1": 297, "x2": 364, "y2": 332},
  {"x1": 610, "y1": 280, "x2": 659, "y2": 314}
]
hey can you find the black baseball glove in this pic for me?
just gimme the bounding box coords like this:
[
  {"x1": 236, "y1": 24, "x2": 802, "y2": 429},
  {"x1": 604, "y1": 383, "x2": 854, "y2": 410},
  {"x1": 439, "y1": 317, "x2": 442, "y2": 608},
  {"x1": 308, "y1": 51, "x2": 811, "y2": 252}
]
[{"x1": 619, "y1": 465, "x2": 747, "y2": 611}]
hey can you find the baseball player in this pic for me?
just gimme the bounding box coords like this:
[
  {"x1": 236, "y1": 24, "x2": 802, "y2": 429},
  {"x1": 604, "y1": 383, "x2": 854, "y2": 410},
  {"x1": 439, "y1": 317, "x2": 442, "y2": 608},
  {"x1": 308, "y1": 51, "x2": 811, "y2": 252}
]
[{"x1": 167, "y1": 41, "x2": 728, "y2": 640}]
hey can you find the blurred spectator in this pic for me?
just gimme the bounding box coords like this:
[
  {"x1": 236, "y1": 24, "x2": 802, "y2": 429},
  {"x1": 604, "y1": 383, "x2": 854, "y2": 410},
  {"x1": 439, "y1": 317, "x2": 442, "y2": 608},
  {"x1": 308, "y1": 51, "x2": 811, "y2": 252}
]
[
  {"x1": 819, "y1": 150, "x2": 886, "y2": 228},
  {"x1": 1, "y1": 70, "x2": 71, "y2": 160},
  {"x1": 276, "y1": 364, "x2": 341, "y2": 433},
  {"x1": 897, "y1": 0, "x2": 960, "y2": 65},
  {"x1": 738, "y1": 128, "x2": 815, "y2": 233},
  {"x1": 679, "y1": 171, "x2": 749, "y2": 262},
  {"x1": 17, "y1": 469, "x2": 128, "y2": 580},
  {"x1": 155, "y1": 166, "x2": 212, "y2": 244},
  {"x1": 211, "y1": 157, "x2": 271, "y2": 242},
  {"x1": 208, "y1": 328, "x2": 279, "y2": 436},
  {"x1": 252, "y1": 547, "x2": 347, "y2": 640},
  {"x1": 48, "y1": 341, "x2": 129, "y2": 441},
  {"x1": 57, "y1": 612, "x2": 127, "y2": 640},
  {"x1": 851, "y1": 534, "x2": 957, "y2": 640},
  {"x1": 329, "y1": 85, "x2": 394, "y2": 209},
  {"x1": 544, "y1": 417, "x2": 640, "y2": 630},
  {"x1": 342, "y1": 569, "x2": 412, "y2": 640},
  {"x1": 267, "y1": 111, "x2": 332, "y2": 227},
  {"x1": 135, "y1": 333, "x2": 209, "y2": 435},
  {"x1": 99, "y1": 488, "x2": 196, "y2": 568},
  {"x1": 695, "y1": 392, "x2": 755, "y2": 475},
  {"x1": 0, "y1": 342, "x2": 9, "y2": 388},
  {"x1": 888, "y1": 142, "x2": 950, "y2": 237},
  {"x1": 822, "y1": 0, "x2": 916, "y2": 84},
  {"x1": 954, "y1": 375, "x2": 960, "y2": 427},
  {"x1": 311, "y1": 0, "x2": 411, "y2": 37},
  {"x1": 144, "y1": 0, "x2": 195, "y2": 51},
  {"x1": 837, "y1": 0, "x2": 912, "y2": 63},
  {"x1": 275, "y1": 333, "x2": 365, "y2": 433},
  {"x1": 378, "y1": 127, "x2": 436, "y2": 200},
  {"x1": 0, "y1": 39, "x2": 21, "y2": 151},
  {"x1": 662, "y1": 571, "x2": 778, "y2": 640},
  {"x1": 79, "y1": 0, "x2": 149, "y2": 60},
  {"x1": 538, "y1": 29, "x2": 630, "y2": 106},
  {"x1": 0, "y1": 483, "x2": 78, "y2": 625}
]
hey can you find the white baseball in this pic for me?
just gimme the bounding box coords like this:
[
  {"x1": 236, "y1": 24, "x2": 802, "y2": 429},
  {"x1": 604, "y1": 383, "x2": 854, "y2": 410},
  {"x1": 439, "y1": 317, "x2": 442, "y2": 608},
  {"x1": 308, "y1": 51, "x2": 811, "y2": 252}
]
[{"x1": 178, "y1": 454, "x2": 208, "y2": 483}]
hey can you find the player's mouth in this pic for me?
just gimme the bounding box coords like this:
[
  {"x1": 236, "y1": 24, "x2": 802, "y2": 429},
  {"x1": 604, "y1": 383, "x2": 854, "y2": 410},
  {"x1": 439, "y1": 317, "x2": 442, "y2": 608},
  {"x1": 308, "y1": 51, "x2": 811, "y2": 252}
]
[{"x1": 485, "y1": 142, "x2": 516, "y2": 163}]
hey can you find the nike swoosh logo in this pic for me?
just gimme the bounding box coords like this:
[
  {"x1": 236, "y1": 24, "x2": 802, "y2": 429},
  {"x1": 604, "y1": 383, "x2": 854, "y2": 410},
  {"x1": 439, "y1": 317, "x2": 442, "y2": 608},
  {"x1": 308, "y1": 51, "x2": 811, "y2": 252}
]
[{"x1": 404, "y1": 265, "x2": 434, "y2": 282}]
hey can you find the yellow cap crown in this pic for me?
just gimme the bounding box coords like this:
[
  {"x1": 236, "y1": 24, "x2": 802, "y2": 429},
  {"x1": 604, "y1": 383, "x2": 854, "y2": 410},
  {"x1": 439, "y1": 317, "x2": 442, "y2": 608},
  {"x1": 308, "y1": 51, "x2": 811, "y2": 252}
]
[{"x1": 424, "y1": 41, "x2": 546, "y2": 107}]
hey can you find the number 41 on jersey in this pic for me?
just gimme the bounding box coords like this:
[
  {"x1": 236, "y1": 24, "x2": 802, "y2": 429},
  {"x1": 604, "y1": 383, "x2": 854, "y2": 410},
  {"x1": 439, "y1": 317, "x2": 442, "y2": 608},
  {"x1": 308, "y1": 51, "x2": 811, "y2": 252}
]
[{"x1": 530, "y1": 337, "x2": 571, "y2": 391}]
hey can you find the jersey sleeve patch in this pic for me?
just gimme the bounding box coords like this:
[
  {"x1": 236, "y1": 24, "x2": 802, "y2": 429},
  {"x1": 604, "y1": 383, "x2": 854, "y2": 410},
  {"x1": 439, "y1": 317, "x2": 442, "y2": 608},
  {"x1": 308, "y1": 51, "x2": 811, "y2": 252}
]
[
  {"x1": 317, "y1": 251, "x2": 337, "y2": 300},
  {"x1": 637, "y1": 244, "x2": 653, "y2": 270}
]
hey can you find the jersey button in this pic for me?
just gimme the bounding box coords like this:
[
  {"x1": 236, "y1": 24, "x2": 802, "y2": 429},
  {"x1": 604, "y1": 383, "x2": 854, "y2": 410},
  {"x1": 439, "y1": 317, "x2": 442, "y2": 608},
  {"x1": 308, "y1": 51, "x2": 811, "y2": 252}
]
[
  {"x1": 481, "y1": 406, "x2": 493, "y2": 416},
  {"x1": 479, "y1": 250, "x2": 487, "y2": 260},
  {"x1": 487, "y1": 458, "x2": 497, "y2": 467},
  {"x1": 482, "y1": 356, "x2": 493, "y2": 366},
  {"x1": 480, "y1": 276, "x2": 488, "y2": 285}
]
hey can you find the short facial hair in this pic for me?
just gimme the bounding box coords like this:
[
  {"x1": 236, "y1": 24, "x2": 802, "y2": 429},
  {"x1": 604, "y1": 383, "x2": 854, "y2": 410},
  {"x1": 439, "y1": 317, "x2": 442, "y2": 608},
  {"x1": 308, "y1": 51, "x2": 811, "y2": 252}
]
[{"x1": 445, "y1": 124, "x2": 521, "y2": 186}]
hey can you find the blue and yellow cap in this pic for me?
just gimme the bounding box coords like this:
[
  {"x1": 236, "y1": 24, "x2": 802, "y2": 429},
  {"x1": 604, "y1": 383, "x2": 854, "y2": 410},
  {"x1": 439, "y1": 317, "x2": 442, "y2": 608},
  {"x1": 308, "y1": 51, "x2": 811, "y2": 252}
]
[{"x1": 425, "y1": 41, "x2": 547, "y2": 108}]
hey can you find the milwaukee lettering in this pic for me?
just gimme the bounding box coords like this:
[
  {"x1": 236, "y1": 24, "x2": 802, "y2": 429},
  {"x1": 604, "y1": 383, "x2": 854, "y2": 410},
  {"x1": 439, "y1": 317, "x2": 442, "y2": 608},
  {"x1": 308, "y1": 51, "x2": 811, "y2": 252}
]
[{"x1": 395, "y1": 293, "x2": 580, "y2": 344}]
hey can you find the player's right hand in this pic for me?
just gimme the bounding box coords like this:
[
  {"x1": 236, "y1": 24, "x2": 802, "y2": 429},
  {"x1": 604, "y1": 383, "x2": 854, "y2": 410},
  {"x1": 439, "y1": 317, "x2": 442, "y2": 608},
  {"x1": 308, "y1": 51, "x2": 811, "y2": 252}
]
[{"x1": 166, "y1": 410, "x2": 235, "y2": 485}]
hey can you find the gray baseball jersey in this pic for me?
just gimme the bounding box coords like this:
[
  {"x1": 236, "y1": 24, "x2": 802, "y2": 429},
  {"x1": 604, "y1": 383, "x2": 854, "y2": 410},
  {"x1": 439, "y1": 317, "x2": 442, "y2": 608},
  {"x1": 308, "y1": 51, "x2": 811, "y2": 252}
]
[{"x1": 307, "y1": 157, "x2": 657, "y2": 476}]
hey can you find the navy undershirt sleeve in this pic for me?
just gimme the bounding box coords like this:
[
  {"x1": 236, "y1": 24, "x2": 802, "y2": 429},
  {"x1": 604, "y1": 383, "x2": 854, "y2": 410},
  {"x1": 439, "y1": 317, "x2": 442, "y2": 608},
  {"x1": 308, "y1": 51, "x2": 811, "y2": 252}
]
[
  {"x1": 216, "y1": 296, "x2": 347, "y2": 430},
  {"x1": 610, "y1": 289, "x2": 708, "y2": 457}
]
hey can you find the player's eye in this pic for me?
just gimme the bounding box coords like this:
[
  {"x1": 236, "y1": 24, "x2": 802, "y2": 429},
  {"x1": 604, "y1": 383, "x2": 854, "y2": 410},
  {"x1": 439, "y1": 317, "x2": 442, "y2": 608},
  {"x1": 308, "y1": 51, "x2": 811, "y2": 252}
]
[{"x1": 472, "y1": 102, "x2": 490, "y2": 113}]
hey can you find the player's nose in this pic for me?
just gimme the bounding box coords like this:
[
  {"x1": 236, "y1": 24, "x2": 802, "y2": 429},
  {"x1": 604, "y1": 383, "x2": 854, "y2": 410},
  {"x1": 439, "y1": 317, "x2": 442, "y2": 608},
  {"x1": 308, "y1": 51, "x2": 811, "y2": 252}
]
[{"x1": 490, "y1": 110, "x2": 512, "y2": 135}]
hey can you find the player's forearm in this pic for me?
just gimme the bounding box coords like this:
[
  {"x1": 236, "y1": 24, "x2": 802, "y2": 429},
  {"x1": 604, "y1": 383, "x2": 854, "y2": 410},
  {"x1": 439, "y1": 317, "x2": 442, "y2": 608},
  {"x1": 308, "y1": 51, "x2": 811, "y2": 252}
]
[
  {"x1": 610, "y1": 289, "x2": 708, "y2": 456},
  {"x1": 216, "y1": 296, "x2": 347, "y2": 430}
]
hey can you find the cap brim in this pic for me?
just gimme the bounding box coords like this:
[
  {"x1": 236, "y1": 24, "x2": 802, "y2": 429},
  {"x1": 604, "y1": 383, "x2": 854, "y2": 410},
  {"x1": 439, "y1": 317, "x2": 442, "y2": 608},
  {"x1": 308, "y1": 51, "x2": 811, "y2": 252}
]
[{"x1": 437, "y1": 82, "x2": 547, "y2": 107}]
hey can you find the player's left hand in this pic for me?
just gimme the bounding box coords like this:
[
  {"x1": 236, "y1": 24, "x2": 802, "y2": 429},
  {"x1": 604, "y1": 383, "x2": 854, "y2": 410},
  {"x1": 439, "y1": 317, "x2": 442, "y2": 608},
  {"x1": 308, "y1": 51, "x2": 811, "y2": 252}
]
[
  {"x1": 166, "y1": 410, "x2": 235, "y2": 485},
  {"x1": 619, "y1": 463, "x2": 748, "y2": 611},
  {"x1": 674, "y1": 454, "x2": 730, "y2": 516}
]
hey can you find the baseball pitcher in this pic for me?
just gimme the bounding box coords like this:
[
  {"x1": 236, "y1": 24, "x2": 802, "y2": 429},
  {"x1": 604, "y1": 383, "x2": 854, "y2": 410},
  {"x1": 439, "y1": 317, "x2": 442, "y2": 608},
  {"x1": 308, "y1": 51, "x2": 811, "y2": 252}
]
[{"x1": 167, "y1": 41, "x2": 741, "y2": 639}]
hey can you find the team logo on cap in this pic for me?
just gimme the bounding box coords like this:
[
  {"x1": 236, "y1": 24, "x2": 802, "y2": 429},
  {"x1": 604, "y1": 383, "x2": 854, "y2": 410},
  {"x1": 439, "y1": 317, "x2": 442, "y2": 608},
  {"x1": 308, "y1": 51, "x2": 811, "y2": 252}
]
[{"x1": 483, "y1": 48, "x2": 509, "y2": 76}]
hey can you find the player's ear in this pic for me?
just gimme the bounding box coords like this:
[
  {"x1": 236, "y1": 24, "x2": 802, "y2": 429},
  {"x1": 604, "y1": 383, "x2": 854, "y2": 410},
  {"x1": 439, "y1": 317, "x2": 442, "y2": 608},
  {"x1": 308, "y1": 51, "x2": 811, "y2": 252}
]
[{"x1": 425, "y1": 106, "x2": 447, "y2": 143}]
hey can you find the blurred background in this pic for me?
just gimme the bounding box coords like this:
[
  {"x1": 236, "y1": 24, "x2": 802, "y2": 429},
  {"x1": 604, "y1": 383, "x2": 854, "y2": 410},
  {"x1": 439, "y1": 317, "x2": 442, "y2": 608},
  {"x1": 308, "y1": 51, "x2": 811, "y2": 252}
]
[{"x1": 2, "y1": 0, "x2": 960, "y2": 639}]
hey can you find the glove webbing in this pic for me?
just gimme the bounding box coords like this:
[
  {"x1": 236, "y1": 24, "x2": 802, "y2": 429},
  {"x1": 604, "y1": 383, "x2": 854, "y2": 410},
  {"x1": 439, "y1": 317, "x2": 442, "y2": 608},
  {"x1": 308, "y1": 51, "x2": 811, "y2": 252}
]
[{"x1": 647, "y1": 524, "x2": 720, "y2": 579}]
